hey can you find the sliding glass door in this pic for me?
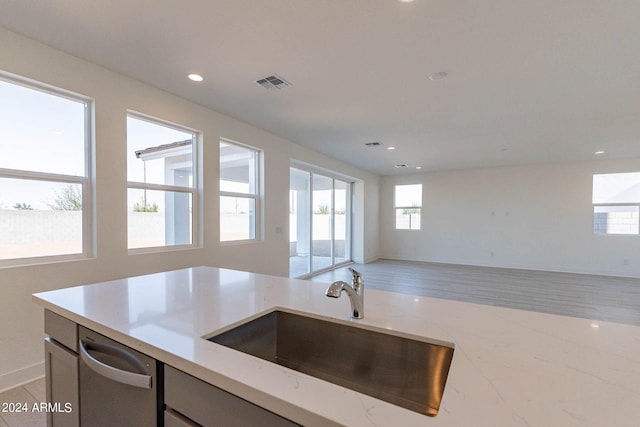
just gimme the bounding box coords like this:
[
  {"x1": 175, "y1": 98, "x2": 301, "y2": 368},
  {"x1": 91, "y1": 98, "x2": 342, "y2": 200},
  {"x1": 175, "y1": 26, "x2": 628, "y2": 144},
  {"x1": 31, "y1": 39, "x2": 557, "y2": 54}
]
[
  {"x1": 289, "y1": 168, "x2": 311, "y2": 277},
  {"x1": 289, "y1": 167, "x2": 352, "y2": 278}
]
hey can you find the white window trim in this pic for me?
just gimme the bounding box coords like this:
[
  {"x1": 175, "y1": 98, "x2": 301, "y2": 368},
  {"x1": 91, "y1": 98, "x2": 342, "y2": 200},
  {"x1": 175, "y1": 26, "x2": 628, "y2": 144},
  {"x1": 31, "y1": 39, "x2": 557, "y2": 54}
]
[
  {"x1": 219, "y1": 138, "x2": 262, "y2": 244},
  {"x1": 394, "y1": 206, "x2": 423, "y2": 230},
  {"x1": 126, "y1": 111, "x2": 199, "y2": 252},
  {"x1": 393, "y1": 184, "x2": 422, "y2": 231},
  {"x1": 592, "y1": 171, "x2": 640, "y2": 236},
  {"x1": 0, "y1": 73, "x2": 93, "y2": 267}
]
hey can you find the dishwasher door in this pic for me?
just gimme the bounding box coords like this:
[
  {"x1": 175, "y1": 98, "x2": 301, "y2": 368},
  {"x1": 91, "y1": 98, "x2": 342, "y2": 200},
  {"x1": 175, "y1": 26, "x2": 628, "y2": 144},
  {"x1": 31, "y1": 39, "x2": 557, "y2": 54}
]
[{"x1": 78, "y1": 326, "x2": 159, "y2": 427}]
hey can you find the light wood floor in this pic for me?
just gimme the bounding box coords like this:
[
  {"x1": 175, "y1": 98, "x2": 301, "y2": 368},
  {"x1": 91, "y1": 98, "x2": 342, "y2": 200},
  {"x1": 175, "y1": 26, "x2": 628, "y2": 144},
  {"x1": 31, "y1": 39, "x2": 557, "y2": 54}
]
[
  {"x1": 0, "y1": 378, "x2": 45, "y2": 427},
  {"x1": 309, "y1": 259, "x2": 640, "y2": 326}
]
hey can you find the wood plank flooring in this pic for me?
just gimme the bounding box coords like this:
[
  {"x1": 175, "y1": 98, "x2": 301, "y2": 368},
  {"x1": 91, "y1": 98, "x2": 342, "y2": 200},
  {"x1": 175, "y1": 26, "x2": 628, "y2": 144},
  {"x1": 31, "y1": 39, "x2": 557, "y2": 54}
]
[
  {"x1": 0, "y1": 378, "x2": 45, "y2": 427},
  {"x1": 309, "y1": 259, "x2": 640, "y2": 326}
]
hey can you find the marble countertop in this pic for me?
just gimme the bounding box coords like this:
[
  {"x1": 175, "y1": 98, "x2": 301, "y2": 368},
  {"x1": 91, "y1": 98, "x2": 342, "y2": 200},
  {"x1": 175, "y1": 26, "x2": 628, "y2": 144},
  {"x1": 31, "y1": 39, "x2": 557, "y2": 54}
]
[{"x1": 33, "y1": 266, "x2": 640, "y2": 426}]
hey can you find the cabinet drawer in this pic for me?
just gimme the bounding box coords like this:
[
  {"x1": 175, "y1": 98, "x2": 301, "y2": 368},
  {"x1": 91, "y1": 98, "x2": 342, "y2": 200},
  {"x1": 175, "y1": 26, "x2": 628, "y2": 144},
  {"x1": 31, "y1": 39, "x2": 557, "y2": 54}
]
[
  {"x1": 45, "y1": 310, "x2": 78, "y2": 352},
  {"x1": 165, "y1": 366, "x2": 299, "y2": 427},
  {"x1": 165, "y1": 409, "x2": 199, "y2": 427}
]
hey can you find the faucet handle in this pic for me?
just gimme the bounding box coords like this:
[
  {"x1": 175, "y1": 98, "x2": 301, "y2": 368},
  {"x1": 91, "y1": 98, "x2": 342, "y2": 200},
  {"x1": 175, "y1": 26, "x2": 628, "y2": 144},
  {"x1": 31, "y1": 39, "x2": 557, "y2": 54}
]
[
  {"x1": 348, "y1": 267, "x2": 363, "y2": 288},
  {"x1": 348, "y1": 267, "x2": 361, "y2": 278}
]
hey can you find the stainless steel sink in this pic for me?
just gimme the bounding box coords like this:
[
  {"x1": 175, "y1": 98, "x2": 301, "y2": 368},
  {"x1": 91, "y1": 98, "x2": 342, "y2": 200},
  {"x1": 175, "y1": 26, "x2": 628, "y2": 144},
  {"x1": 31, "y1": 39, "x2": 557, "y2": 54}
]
[{"x1": 207, "y1": 310, "x2": 454, "y2": 416}]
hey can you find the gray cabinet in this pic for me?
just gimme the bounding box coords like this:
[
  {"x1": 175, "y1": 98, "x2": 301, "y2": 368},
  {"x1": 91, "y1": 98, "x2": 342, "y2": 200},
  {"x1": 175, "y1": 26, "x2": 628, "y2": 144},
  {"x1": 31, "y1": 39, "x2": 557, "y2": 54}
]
[
  {"x1": 165, "y1": 366, "x2": 299, "y2": 427},
  {"x1": 44, "y1": 310, "x2": 80, "y2": 427}
]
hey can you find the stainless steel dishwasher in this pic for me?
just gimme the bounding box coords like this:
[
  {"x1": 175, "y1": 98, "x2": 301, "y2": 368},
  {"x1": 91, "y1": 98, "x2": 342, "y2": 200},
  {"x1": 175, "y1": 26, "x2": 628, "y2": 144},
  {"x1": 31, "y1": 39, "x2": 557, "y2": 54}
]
[{"x1": 78, "y1": 326, "x2": 160, "y2": 427}]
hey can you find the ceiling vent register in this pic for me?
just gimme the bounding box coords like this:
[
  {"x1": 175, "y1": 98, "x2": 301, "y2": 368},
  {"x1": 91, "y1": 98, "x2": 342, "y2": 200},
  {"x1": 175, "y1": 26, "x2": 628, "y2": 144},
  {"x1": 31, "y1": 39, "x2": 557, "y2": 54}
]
[{"x1": 255, "y1": 74, "x2": 291, "y2": 90}]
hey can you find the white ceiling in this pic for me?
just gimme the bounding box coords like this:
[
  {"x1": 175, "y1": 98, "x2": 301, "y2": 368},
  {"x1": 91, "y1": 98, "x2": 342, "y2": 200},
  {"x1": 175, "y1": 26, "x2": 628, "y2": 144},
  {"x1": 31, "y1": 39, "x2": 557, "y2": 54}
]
[{"x1": 1, "y1": 0, "x2": 639, "y2": 175}]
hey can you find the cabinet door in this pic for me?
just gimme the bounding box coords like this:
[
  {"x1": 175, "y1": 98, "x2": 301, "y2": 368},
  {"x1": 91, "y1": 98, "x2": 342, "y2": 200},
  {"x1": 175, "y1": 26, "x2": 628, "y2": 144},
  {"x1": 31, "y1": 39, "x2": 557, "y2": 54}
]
[{"x1": 45, "y1": 338, "x2": 79, "y2": 427}]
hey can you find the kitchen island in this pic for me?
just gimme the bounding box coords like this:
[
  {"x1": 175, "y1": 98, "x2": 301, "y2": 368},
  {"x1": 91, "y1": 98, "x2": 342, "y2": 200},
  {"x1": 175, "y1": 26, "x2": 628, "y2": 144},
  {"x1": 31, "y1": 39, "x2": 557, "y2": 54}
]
[{"x1": 33, "y1": 266, "x2": 640, "y2": 426}]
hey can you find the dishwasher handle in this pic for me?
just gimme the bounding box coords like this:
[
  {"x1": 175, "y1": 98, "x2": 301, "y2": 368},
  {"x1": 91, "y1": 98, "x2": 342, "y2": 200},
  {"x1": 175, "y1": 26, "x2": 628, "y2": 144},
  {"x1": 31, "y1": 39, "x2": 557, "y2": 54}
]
[{"x1": 79, "y1": 339, "x2": 152, "y2": 389}]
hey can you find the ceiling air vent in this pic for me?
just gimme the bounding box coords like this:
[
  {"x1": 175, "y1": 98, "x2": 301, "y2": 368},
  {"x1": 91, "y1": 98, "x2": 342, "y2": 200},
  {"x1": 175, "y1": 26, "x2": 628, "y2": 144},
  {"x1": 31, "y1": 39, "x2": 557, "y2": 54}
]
[
  {"x1": 365, "y1": 142, "x2": 382, "y2": 147},
  {"x1": 255, "y1": 74, "x2": 291, "y2": 90},
  {"x1": 394, "y1": 164, "x2": 408, "y2": 169}
]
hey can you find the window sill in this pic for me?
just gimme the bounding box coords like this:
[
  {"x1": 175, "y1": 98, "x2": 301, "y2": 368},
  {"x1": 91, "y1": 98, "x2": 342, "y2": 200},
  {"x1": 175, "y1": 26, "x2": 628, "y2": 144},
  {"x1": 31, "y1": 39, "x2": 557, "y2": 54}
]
[
  {"x1": 128, "y1": 244, "x2": 201, "y2": 256},
  {"x1": 220, "y1": 238, "x2": 261, "y2": 246},
  {"x1": 0, "y1": 253, "x2": 92, "y2": 269}
]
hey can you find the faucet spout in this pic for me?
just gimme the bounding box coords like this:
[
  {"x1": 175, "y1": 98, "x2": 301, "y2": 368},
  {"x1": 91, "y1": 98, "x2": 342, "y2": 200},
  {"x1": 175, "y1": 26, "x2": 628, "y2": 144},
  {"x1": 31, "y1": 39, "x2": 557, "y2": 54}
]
[
  {"x1": 325, "y1": 280, "x2": 349, "y2": 298},
  {"x1": 325, "y1": 271, "x2": 364, "y2": 319}
]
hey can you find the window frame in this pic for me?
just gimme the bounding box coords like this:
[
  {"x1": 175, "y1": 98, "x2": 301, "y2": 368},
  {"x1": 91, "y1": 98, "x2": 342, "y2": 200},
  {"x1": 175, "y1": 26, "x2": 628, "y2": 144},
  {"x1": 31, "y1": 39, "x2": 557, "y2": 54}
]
[
  {"x1": 0, "y1": 72, "x2": 93, "y2": 266},
  {"x1": 288, "y1": 162, "x2": 354, "y2": 278},
  {"x1": 219, "y1": 138, "x2": 262, "y2": 244},
  {"x1": 592, "y1": 172, "x2": 640, "y2": 236},
  {"x1": 126, "y1": 111, "x2": 199, "y2": 252},
  {"x1": 393, "y1": 183, "x2": 422, "y2": 230}
]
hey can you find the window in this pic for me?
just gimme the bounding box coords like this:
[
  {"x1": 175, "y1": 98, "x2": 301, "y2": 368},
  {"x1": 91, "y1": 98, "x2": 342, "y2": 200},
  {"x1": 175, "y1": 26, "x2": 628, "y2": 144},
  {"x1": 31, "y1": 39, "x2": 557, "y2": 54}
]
[
  {"x1": 593, "y1": 172, "x2": 640, "y2": 235},
  {"x1": 394, "y1": 184, "x2": 422, "y2": 230},
  {"x1": 0, "y1": 73, "x2": 91, "y2": 264},
  {"x1": 220, "y1": 140, "x2": 260, "y2": 242},
  {"x1": 127, "y1": 113, "x2": 197, "y2": 249}
]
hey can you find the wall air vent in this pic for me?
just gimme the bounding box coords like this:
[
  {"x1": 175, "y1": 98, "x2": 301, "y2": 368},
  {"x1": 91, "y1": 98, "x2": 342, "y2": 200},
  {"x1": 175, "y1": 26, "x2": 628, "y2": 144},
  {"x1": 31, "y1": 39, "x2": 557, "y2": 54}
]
[
  {"x1": 255, "y1": 74, "x2": 292, "y2": 90},
  {"x1": 365, "y1": 142, "x2": 382, "y2": 147}
]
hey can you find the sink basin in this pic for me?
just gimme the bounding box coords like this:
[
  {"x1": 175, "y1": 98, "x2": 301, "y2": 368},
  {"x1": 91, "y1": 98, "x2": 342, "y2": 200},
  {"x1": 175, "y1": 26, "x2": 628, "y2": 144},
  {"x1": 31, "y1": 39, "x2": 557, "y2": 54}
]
[{"x1": 207, "y1": 310, "x2": 454, "y2": 416}]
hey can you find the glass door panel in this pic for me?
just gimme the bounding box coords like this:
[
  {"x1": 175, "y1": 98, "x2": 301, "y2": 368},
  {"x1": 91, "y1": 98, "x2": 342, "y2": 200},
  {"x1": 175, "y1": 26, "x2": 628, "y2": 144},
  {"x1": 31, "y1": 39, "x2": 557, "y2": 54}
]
[
  {"x1": 334, "y1": 179, "x2": 350, "y2": 265},
  {"x1": 289, "y1": 168, "x2": 311, "y2": 277},
  {"x1": 312, "y1": 174, "x2": 333, "y2": 272}
]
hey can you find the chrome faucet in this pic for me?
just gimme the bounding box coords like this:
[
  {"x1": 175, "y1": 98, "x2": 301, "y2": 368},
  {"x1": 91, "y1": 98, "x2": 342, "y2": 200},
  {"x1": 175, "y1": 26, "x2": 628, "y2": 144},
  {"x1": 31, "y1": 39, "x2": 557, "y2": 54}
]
[{"x1": 325, "y1": 267, "x2": 364, "y2": 319}]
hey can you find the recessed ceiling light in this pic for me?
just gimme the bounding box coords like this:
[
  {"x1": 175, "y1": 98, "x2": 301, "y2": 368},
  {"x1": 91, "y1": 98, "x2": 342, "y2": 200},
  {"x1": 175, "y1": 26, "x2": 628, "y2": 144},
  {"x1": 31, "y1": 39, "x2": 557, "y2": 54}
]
[
  {"x1": 399, "y1": 0, "x2": 415, "y2": 2},
  {"x1": 429, "y1": 71, "x2": 448, "y2": 81},
  {"x1": 188, "y1": 74, "x2": 203, "y2": 82},
  {"x1": 416, "y1": 166, "x2": 422, "y2": 170},
  {"x1": 595, "y1": 150, "x2": 605, "y2": 155},
  {"x1": 387, "y1": 146, "x2": 396, "y2": 150}
]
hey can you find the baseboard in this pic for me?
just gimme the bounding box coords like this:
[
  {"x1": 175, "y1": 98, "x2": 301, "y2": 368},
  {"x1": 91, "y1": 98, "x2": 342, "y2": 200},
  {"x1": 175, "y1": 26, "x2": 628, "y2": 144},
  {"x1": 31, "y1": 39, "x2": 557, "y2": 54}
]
[
  {"x1": 364, "y1": 256, "x2": 379, "y2": 264},
  {"x1": 0, "y1": 362, "x2": 45, "y2": 394}
]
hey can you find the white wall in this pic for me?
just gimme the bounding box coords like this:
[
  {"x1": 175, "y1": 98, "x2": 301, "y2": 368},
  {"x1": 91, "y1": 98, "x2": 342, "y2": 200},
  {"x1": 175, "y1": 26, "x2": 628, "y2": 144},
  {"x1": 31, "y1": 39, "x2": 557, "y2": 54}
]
[
  {"x1": 380, "y1": 158, "x2": 640, "y2": 278},
  {"x1": 0, "y1": 27, "x2": 380, "y2": 391}
]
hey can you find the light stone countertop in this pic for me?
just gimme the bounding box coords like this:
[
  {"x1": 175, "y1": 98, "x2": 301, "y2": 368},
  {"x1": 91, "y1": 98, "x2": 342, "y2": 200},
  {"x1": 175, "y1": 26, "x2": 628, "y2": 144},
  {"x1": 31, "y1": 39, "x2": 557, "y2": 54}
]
[{"x1": 33, "y1": 266, "x2": 640, "y2": 426}]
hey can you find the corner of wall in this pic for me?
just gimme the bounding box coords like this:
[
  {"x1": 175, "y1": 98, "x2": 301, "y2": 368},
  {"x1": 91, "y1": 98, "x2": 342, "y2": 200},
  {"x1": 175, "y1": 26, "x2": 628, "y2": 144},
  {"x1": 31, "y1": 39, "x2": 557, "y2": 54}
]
[{"x1": 0, "y1": 362, "x2": 44, "y2": 394}]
